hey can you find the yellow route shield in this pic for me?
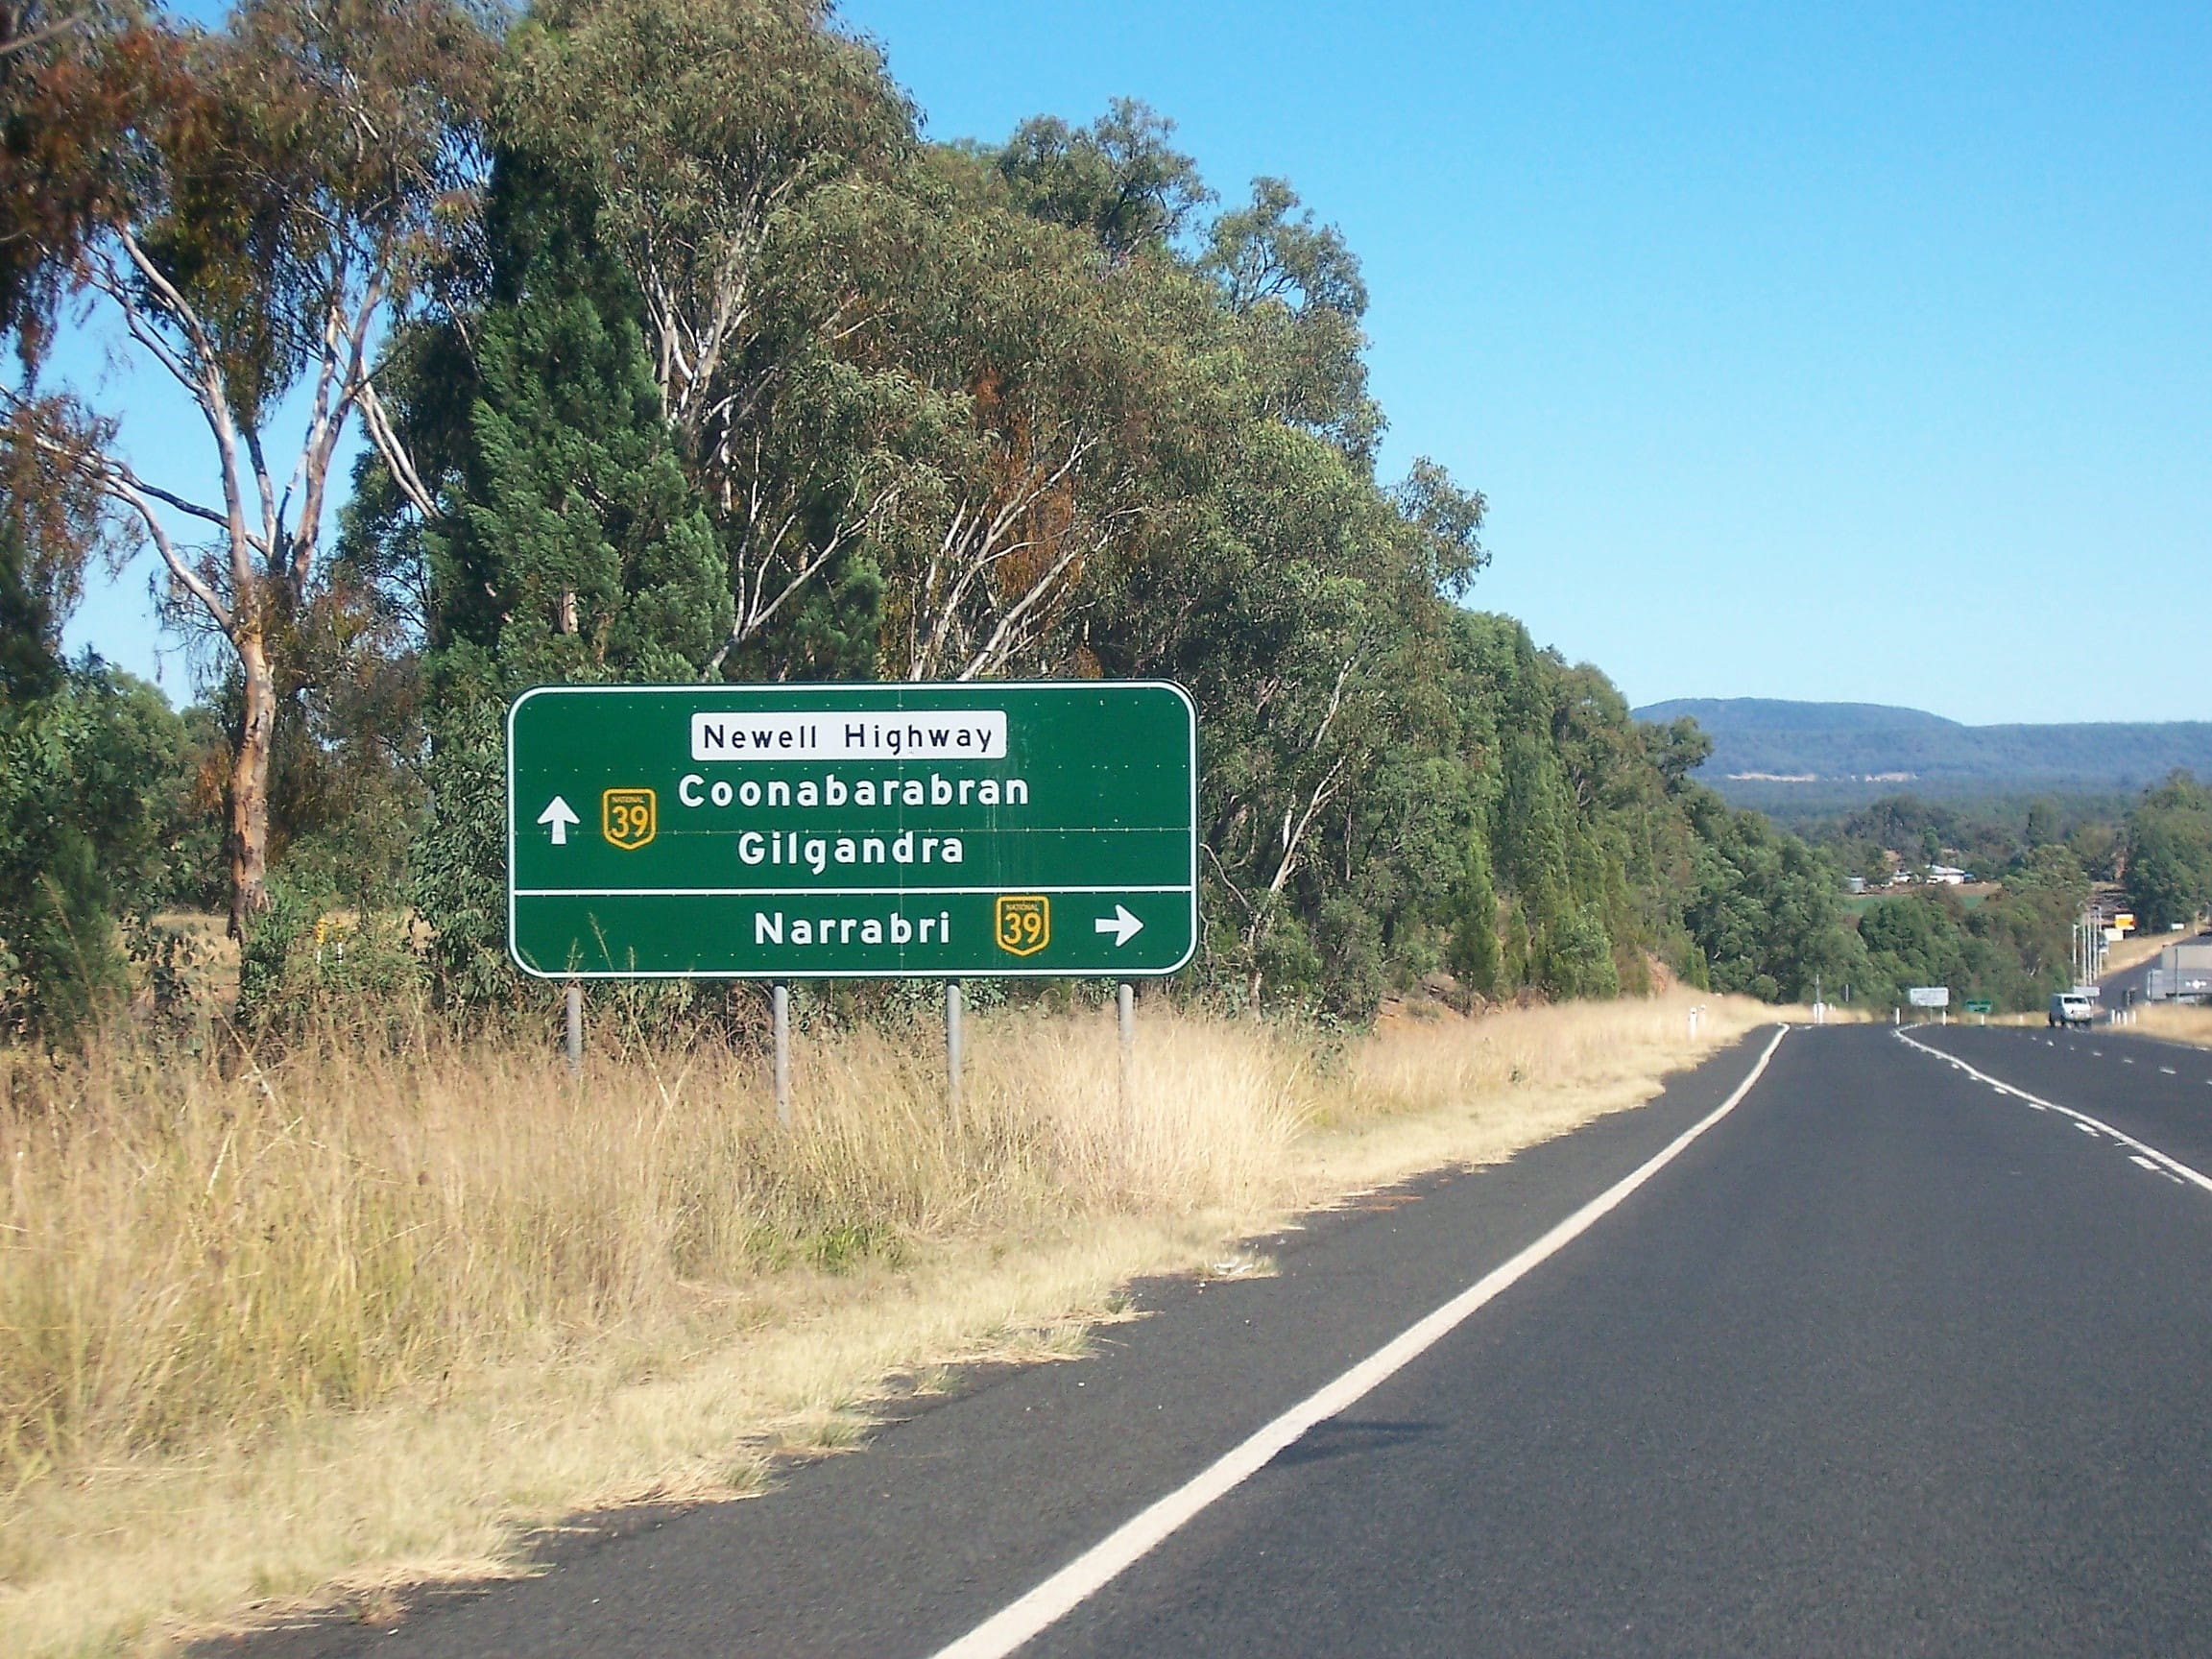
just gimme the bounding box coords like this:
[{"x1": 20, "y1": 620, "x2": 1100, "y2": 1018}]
[
  {"x1": 994, "y1": 895, "x2": 1049, "y2": 957},
  {"x1": 601, "y1": 787, "x2": 657, "y2": 850}
]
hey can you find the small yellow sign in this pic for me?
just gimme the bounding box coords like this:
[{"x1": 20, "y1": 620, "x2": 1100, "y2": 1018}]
[
  {"x1": 995, "y1": 895, "x2": 1049, "y2": 957},
  {"x1": 602, "y1": 787, "x2": 657, "y2": 851}
]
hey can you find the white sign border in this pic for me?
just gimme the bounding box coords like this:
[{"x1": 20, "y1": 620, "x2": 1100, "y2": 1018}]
[{"x1": 505, "y1": 680, "x2": 1201, "y2": 981}]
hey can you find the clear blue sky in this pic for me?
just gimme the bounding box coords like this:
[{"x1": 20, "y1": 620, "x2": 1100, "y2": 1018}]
[{"x1": 65, "y1": 0, "x2": 2212, "y2": 723}]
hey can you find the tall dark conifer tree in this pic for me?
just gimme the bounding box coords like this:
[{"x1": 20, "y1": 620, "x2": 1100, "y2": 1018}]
[{"x1": 407, "y1": 157, "x2": 732, "y2": 1001}]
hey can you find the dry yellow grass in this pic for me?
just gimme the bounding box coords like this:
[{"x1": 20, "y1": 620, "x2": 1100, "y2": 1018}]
[
  {"x1": 0, "y1": 990, "x2": 1782, "y2": 1656},
  {"x1": 2128, "y1": 1003, "x2": 2212, "y2": 1048}
]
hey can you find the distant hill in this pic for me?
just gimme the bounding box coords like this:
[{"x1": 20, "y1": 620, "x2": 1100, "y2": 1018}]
[{"x1": 1634, "y1": 698, "x2": 2212, "y2": 805}]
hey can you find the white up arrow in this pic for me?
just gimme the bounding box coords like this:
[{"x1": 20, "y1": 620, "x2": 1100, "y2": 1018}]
[
  {"x1": 537, "y1": 796, "x2": 581, "y2": 846},
  {"x1": 1094, "y1": 903, "x2": 1143, "y2": 948}
]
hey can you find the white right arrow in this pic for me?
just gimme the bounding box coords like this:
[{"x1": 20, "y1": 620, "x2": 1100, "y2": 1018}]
[
  {"x1": 1094, "y1": 903, "x2": 1143, "y2": 948},
  {"x1": 537, "y1": 795, "x2": 581, "y2": 846}
]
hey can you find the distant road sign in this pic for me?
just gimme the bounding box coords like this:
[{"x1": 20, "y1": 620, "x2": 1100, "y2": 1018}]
[
  {"x1": 1963, "y1": 999, "x2": 1993, "y2": 1015},
  {"x1": 508, "y1": 682, "x2": 1197, "y2": 979},
  {"x1": 1908, "y1": 986, "x2": 1951, "y2": 1008}
]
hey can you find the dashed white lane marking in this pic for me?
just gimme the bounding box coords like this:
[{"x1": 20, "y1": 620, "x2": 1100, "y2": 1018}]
[
  {"x1": 2160, "y1": 1067, "x2": 2177, "y2": 1075},
  {"x1": 1895, "y1": 1030, "x2": 2212, "y2": 1196},
  {"x1": 926, "y1": 1028, "x2": 1794, "y2": 1659}
]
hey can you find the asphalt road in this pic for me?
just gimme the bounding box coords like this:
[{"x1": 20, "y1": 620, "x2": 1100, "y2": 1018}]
[
  {"x1": 234, "y1": 1023, "x2": 2212, "y2": 1659},
  {"x1": 2100, "y1": 926, "x2": 2212, "y2": 1013}
]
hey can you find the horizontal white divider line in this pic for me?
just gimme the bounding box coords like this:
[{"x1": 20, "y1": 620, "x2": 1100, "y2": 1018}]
[
  {"x1": 1895, "y1": 1029, "x2": 2212, "y2": 1193},
  {"x1": 514, "y1": 884, "x2": 1194, "y2": 900},
  {"x1": 926, "y1": 1024, "x2": 1793, "y2": 1659}
]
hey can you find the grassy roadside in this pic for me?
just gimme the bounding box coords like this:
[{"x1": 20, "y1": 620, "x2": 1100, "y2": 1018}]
[
  {"x1": 2128, "y1": 1004, "x2": 2212, "y2": 1048},
  {"x1": 0, "y1": 992, "x2": 1788, "y2": 1656}
]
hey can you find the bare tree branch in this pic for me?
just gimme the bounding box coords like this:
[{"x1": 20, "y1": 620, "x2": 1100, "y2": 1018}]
[
  {"x1": 359, "y1": 377, "x2": 438, "y2": 519},
  {"x1": 0, "y1": 8, "x2": 88, "y2": 60}
]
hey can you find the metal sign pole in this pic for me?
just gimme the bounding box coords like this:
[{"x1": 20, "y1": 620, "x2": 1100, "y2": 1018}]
[
  {"x1": 565, "y1": 979, "x2": 582, "y2": 1076},
  {"x1": 1118, "y1": 980, "x2": 1135, "y2": 1099},
  {"x1": 946, "y1": 979, "x2": 964, "y2": 1130},
  {"x1": 772, "y1": 980, "x2": 791, "y2": 1128}
]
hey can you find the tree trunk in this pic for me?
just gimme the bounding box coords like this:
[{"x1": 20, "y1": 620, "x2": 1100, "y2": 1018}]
[{"x1": 228, "y1": 629, "x2": 276, "y2": 940}]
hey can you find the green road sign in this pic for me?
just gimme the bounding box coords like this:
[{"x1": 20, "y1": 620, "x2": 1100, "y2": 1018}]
[
  {"x1": 1963, "y1": 999, "x2": 1994, "y2": 1015},
  {"x1": 508, "y1": 682, "x2": 1197, "y2": 979}
]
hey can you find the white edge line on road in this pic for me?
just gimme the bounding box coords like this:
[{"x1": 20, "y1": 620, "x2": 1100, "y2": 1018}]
[
  {"x1": 1893, "y1": 1029, "x2": 2212, "y2": 1195},
  {"x1": 925, "y1": 1024, "x2": 1794, "y2": 1659}
]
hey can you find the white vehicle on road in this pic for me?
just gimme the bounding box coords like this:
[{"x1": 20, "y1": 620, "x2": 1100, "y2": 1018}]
[{"x1": 2048, "y1": 991, "x2": 2094, "y2": 1027}]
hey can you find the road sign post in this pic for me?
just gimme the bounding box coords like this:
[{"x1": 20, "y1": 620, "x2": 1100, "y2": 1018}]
[
  {"x1": 1908, "y1": 985, "x2": 1950, "y2": 1025},
  {"x1": 946, "y1": 979, "x2": 964, "y2": 1128},
  {"x1": 771, "y1": 981, "x2": 790, "y2": 1128},
  {"x1": 1118, "y1": 980, "x2": 1135, "y2": 1102}
]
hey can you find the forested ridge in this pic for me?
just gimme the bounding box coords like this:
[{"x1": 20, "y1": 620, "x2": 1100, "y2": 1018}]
[
  {"x1": 3, "y1": 0, "x2": 2165, "y2": 1037},
  {"x1": 1637, "y1": 697, "x2": 2212, "y2": 801}
]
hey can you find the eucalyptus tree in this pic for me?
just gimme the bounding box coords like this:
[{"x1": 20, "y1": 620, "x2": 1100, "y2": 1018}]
[
  {"x1": 498, "y1": 0, "x2": 916, "y2": 675},
  {"x1": 859, "y1": 144, "x2": 1222, "y2": 683},
  {"x1": 0, "y1": 2, "x2": 163, "y2": 679},
  {"x1": 4, "y1": 0, "x2": 495, "y2": 937},
  {"x1": 993, "y1": 99, "x2": 1214, "y2": 259},
  {"x1": 1046, "y1": 162, "x2": 1489, "y2": 1010}
]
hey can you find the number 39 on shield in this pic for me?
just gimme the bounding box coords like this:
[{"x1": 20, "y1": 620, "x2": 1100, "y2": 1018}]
[
  {"x1": 994, "y1": 895, "x2": 1049, "y2": 957},
  {"x1": 601, "y1": 787, "x2": 657, "y2": 851}
]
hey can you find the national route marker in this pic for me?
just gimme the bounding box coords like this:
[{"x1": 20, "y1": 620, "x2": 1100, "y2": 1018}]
[{"x1": 508, "y1": 682, "x2": 1198, "y2": 980}]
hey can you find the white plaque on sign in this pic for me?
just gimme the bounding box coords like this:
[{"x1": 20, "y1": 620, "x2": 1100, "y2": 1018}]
[{"x1": 1908, "y1": 986, "x2": 1951, "y2": 1008}]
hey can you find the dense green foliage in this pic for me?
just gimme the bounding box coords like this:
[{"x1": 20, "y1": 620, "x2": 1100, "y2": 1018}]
[
  {"x1": 0, "y1": 536, "x2": 212, "y2": 1036},
  {"x1": 7, "y1": 0, "x2": 1990, "y2": 1034},
  {"x1": 1788, "y1": 782, "x2": 2212, "y2": 1014},
  {"x1": 2123, "y1": 774, "x2": 2212, "y2": 930},
  {"x1": 1850, "y1": 852, "x2": 2086, "y2": 1014},
  {"x1": 1802, "y1": 792, "x2": 2121, "y2": 890},
  {"x1": 1681, "y1": 791, "x2": 1859, "y2": 1002}
]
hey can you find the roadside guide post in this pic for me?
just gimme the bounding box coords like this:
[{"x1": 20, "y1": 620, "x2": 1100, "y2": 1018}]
[{"x1": 507, "y1": 682, "x2": 1199, "y2": 1120}]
